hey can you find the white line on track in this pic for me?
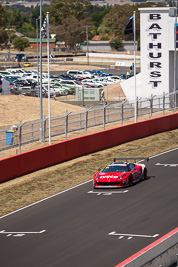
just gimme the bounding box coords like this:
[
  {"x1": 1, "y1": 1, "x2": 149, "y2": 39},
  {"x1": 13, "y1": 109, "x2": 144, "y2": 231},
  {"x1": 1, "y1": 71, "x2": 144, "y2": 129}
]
[
  {"x1": 1, "y1": 147, "x2": 178, "y2": 220},
  {"x1": 108, "y1": 231, "x2": 159, "y2": 238},
  {"x1": 0, "y1": 229, "x2": 46, "y2": 237},
  {"x1": 0, "y1": 230, "x2": 46, "y2": 234},
  {"x1": 88, "y1": 190, "x2": 128, "y2": 195}
]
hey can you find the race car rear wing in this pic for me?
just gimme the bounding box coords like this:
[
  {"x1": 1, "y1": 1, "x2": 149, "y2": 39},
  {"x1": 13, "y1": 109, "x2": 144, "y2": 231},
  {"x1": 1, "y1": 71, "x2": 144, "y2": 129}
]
[{"x1": 113, "y1": 157, "x2": 149, "y2": 163}]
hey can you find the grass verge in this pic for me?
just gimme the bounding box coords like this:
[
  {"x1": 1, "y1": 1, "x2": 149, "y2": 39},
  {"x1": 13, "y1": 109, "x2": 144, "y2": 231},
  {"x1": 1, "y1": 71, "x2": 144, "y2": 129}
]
[{"x1": 0, "y1": 129, "x2": 178, "y2": 217}]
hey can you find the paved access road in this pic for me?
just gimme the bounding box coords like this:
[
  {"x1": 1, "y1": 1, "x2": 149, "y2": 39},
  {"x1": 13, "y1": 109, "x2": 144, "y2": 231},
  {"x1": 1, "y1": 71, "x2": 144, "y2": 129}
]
[{"x1": 0, "y1": 148, "x2": 178, "y2": 267}]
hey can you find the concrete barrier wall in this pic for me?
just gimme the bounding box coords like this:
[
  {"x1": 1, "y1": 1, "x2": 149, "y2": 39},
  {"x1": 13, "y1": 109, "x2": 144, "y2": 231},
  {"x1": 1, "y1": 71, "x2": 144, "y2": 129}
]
[
  {"x1": 116, "y1": 228, "x2": 178, "y2": 267},
  {"x1": 0, "y1": 113, "x2": 178, "y2": 183}
]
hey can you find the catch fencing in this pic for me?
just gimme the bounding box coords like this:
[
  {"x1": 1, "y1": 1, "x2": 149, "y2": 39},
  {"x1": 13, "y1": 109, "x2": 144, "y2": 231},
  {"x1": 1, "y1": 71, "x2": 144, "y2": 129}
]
[{"x1": 0, "y1": 91, "x2": 177, "y2": 153}]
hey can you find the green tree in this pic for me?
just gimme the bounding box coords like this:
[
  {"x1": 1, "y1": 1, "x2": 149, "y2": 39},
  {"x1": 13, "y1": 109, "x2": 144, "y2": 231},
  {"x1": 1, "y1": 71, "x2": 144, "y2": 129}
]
[
  {"x1": 19, "y1": 22, "x2": 36, "y2": 38},
  {"x1": 110, "y1": 36, "x2": 122, "y2": 50},
  {"x1": 0, "y1": 4, "x2": 9, "y2": 26},
  {"x1": 50, "y1": 0, "x2": 92, "y2": 50},
  {"x1": 0, "y1": 4, "x2": 9, "y2": 46},
  {"x1": 51, "y1": 16, "x2": 91, "y2": 50},
  {"x1": 50, "y1": 0, "x2": 90, "y2": 25},
  {"x1": 12, "y1": 36, "x2": 30, "y2": 51},
  {"x1": 98, "y1": 3, "x2": 165, "y2": 41},
  {"x1": 7, "y1": 9, "x2": 24, "y2": 29},
  {"x1": 0, "y1": 28, "x2": 8, "y2": 47},
  {"x1": 88, "y1": 5, "x2": 111, "y2": 30}
]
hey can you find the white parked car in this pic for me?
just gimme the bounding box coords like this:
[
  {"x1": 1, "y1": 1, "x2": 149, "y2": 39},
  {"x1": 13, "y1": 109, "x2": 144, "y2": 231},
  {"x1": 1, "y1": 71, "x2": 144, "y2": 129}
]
[
  {"x1": 82, "y1": 79, "x2": 103, "y2": 88},
  {"x1": 92, "y1": 78, "x2": 113, "y2": 86},
  {"x1": 60, "y1": 80, "x2": 83, "y2": 88},
  {"x1": 108, "y1": 76, "x2": 123, "y2": 82},
  {"x1": 66, "y1": 70, "x2": 94, "y2": 79},
  {"x1": 43, "y1": 84, "x2": 68, "y2": 96}
]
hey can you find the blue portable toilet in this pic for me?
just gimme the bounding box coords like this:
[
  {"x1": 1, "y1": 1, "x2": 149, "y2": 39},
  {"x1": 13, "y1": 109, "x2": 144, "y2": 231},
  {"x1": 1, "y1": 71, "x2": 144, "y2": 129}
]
[{"x1": 5, "y1": 130, "x2": 15, "y2": 145}]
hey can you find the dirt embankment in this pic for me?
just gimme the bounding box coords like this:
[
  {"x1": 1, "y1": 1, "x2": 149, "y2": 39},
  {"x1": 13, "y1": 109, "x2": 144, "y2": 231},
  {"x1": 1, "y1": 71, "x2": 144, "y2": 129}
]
[{"x1": 0, "y1": 95, "x2": 85, "y2": 127}]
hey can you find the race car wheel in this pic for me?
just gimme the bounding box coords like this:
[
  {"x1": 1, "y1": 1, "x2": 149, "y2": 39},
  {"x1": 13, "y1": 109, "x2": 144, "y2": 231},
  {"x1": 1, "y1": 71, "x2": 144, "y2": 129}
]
[
  {"x1": 93, "y1": 181, "x2": 96, "y2": 189},
  {"x1": 143, "y1": 168, "x2": 147, "y2": 180},
  {"x1": 129, "y1": 175, "x2": 133, "y2": 186}
]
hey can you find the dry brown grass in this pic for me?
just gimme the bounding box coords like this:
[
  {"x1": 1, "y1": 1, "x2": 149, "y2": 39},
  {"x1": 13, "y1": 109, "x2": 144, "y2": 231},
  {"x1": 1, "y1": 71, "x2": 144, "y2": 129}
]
[{"x1": 0, "y1": 95, "x2": 85, "y2": 127}]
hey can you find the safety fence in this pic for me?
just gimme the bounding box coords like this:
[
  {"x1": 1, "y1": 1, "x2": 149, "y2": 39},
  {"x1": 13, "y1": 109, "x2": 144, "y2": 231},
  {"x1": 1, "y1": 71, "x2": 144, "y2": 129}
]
[{"x1": 0, "y1": 91, "x2": 177, "y2": 153}]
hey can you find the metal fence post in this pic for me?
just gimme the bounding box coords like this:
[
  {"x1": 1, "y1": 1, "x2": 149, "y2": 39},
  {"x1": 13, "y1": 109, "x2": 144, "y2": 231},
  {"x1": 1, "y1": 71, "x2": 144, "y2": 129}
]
[
  {"x1": 85, "y1": 105, "x2": 88, "y2": 135},
  {"x1": 163, "y1": 92, "x2": 165, "y2": 116},
  {"x1": 82, "y1": 85, "x2": 84, "y2": 106},
  {"x1": 174, "y1": 89, "x2": 177, "y2": 111},
  {"x1": 32, "y1": 123, "x2": 34, "y2": 141},
  {"x1": 150, "y1": 94, "x2": 153, "y2": 119},
  {"x1": 130, "y1": 103, "x2": 133, "y2": 117},
  {"x1": 18, "y1": 120, "x2": 22, "y2": 154},
  {"x1": 80, "y1": 113, "x2": 82, "y2": 129},
  {"x1": 65, "y1": 110, "x2": 68, "y2": 140},
  {"x1": 94, "y1": 109, "x2": 96, "y2": 126},
  {"x1": 43, "y1": 115, "x2": 46, "y2": 146},
  {"x1": 136, "y1": 97, "x2": 139, "y2": 122},
  {"x1": 121, "y1": 101, "x2": 124, "y2": 125},
  {"x1": 103, "y1": 104, "x2": 106, "y2": 130}
]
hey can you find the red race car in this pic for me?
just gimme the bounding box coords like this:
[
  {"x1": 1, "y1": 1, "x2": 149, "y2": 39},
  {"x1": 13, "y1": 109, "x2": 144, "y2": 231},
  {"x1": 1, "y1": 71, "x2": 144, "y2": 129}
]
[{"x1": 93, "y1": 158, "x2": 149, "y2": 189}]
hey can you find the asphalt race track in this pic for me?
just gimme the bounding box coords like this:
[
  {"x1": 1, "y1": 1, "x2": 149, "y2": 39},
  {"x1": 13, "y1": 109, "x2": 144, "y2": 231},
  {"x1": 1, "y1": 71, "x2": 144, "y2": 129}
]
[{"x1": 0, "y1": 148, "x2": 178, "y2": 267}]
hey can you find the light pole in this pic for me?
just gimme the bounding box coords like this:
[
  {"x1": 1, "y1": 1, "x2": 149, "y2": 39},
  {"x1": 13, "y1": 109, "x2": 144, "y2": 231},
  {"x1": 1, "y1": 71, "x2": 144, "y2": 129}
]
[
  {"x1": 174, "y1": 0, "x2": 177, "y2": 109},
  {"x1": 39, "y1": 0, "x2": 43, "y2": 142},
  {"x1": 36, "y1": 18, "x2": 40, "y2": 98},
  {"x1": 86, "y1": 25, "x2": 89, "y2": 65}
]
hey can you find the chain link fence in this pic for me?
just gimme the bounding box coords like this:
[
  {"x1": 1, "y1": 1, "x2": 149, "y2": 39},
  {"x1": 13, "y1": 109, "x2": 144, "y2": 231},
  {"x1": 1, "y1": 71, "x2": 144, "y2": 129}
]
[{"x1": 0, "y1": 91, "x2": 177, "y2": 152}]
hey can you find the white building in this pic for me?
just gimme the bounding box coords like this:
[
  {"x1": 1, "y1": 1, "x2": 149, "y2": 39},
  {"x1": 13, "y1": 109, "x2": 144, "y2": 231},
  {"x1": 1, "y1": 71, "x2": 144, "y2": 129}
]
[{"x1": 121, "y1": 7, "x2": 178, "y2": 102}]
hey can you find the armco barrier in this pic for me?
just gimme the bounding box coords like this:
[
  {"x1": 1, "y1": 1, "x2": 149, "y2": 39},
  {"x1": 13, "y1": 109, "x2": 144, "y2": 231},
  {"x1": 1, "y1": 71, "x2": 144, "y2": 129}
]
[
  {"x1": 116, "y1": 227, "x2": 178, "y2": 267},
  {"x1": 0, "y1": 113, "x2": 178, "y2": 183}
]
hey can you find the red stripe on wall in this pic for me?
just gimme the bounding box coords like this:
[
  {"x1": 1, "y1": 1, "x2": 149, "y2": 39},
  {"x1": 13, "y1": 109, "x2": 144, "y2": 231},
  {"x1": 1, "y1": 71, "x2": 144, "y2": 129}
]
[{"x1": 115, "y1": 227, "x2": 178, "y2": 267}]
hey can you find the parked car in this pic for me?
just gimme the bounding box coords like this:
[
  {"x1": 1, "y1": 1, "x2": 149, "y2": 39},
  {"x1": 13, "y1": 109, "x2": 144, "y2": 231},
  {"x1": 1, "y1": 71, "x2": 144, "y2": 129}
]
[
  {"x1": 43, "y1": 84, "x2": 68, "y2": 96},
  {"x1": 118, "y1": 74, "x2": 129, "y2": 80},
  {"x1": 108, "y1": 76, "x2": 123, "y2": 82},
  {"x1": 26, "y1": 79, "x2": 38, "y2": 88},
  {"x1": 66, "y1": 70, "x2": 94, "y2": 79},
  {"x1": 82, "y1": 79, "x2": 103, "y2": 88},
  {"x1": 50, "y1": 81, "x2": 76, "y2": 95},
  {"x1": 13, "y1": 78, "x2": 31, "y2": 87},
  {"x1": 92, "y1": 78, "x2": 113, "y2": 86},
  {"x1": 92, "y1": 70, "x2": 112, "y2": 77},
  {"x1": 4, "y1": 75, "x2": 21, "y2": 82},
  {"x1": 59, "y1": 74, "x2": 83, "y2": 82},
  {"x1": 60, "y1": 80, "x2": 83, "y2": 88},
  {"x1": 14, "y1": 53, "x2": 27, "y2": 62},
  {"x1": 17, "y1": 86, "x2": 36, "y2": 96},
  {"x1": 24, "y1": 62, "x2": 33, "y2": 67}
]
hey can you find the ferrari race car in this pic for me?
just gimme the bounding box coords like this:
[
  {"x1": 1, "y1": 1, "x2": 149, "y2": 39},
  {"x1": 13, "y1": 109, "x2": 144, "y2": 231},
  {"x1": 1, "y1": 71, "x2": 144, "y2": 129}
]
[{"x1": 93, "y1": 158, "x2": 149, "y2": 189}]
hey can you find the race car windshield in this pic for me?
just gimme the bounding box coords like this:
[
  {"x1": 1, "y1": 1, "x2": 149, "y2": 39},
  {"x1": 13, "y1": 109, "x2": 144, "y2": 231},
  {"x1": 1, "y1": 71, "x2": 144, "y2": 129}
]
[{"x1": 102, "y1": 165, "x2": 129, "y2": 172}]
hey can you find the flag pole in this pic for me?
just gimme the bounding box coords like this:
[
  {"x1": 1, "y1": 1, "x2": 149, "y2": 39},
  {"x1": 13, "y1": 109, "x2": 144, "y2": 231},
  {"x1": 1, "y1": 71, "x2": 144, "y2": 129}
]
[
  {"x1": 133, "y1": 11, "x2": 137, "y2": 122},
  {"x1": 47, "y1": 12, "x2": 51, "y2": 145},
  {"x1": 174, "y1": 1, "x2": 177, "y2": 110},
  {"x1": 39, "y1": 0, "x2": 43, "y2": 142},
  {"x1": 36, "y1": 18, "x2": 39, "y2": 98}
]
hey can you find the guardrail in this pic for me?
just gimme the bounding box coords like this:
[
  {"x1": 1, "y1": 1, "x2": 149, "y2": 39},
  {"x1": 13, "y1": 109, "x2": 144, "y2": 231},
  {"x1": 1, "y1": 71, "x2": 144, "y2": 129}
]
[
  {"x1": 116, "y1": 227, "x2": 178, "y2": 267},
  {"x1": 0, "y1": 91, "x2": 177, "y2": 152}
]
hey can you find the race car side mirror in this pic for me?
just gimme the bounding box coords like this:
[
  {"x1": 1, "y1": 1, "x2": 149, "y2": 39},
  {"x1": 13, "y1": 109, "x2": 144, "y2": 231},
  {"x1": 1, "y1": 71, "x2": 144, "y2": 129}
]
[{"x1": 98, "y1": 168, "x2": 101, "y2": 172}]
